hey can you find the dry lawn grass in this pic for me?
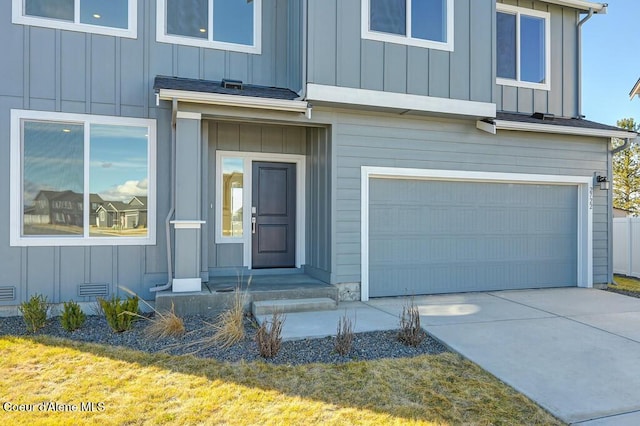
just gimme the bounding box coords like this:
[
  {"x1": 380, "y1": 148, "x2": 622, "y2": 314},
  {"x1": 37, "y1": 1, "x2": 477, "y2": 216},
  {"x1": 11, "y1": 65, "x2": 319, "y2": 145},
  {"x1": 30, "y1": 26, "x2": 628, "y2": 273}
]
[
  {"x1": 612, "y1": 275, "x2": 640, "y2": 294},
  {"x1": 0, "y1": 335, "x2": 563, "y2": 425}
]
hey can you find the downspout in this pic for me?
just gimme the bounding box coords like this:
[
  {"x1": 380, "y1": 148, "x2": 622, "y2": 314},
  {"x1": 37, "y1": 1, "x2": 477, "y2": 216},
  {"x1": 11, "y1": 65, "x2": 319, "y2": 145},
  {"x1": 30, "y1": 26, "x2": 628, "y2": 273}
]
[
  {"x1": 611, "y1": 138, "x2": 632, "y2": 155},
  {"x1": 150, "y1": 98, "x2": 178, "y2": 292},
  {"x1": 608, "y1": 137, "x2": 634, "y2": 285},
  {"x1": 296, "y1": 0, "x2": 312, "y2": 119},
  {"x1": 577, "y1": 8, "x2": 594, "y2": 118},
  {"x1": 297, "y1": 0, "x2": 308, "y2": 100}
]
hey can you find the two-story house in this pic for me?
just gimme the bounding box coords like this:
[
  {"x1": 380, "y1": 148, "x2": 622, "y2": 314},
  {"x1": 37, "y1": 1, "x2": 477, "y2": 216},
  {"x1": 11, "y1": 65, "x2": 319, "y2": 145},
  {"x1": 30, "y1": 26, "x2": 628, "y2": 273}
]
[{"x1": 1, "y1": 0, "x2": 636, "y2": 311}]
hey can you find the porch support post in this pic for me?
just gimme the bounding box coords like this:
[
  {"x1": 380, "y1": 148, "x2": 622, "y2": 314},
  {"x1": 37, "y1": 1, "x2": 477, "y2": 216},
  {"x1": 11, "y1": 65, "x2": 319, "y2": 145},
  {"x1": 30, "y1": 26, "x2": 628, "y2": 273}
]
[{"x1": 172, "y1": 111, "x2": 204, "y2": 292}]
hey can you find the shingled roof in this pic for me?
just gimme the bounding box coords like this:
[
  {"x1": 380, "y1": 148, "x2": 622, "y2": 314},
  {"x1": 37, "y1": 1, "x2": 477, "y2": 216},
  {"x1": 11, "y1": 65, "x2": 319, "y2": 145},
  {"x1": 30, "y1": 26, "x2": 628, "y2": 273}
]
[
  {"x1": 496, "y1": 112, "x2": 628, "y2": 133},
  {"x1": 154, "y1": 76, "x2": 299, "y2": 101}
]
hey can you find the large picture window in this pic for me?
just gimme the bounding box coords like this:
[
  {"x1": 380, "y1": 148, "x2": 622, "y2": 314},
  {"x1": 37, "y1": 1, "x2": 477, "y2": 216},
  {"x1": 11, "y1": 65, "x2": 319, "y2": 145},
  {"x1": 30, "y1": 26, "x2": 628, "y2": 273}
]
[
  {"x1": 497, "y1": 4, "x2": 550, "y2": 90},
  {"x1": 362, "y1": 0, "x2": 454, "y2": 51},
  {"x1": 157, "y1": 0, "x2": 262, "y2": 54},
  {"x1": 10, "y1": 110, "x2": 156, "y2": 246},
  {"x1": 12, "y1": 0, "x2": 137, "y2": 38}
]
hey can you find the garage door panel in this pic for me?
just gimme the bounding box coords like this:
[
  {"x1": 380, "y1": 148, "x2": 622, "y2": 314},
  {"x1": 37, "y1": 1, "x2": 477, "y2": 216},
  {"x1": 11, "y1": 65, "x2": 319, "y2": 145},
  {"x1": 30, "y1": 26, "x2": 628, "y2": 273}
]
[{"x1": 369, "y1": 179, "x2": 578, "y2": 297}]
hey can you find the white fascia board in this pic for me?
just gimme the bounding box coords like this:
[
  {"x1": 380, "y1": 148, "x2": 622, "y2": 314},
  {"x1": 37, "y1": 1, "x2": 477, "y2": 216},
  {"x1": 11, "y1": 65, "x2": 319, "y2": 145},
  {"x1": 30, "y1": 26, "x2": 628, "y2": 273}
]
[
  {"x1": 494, "y1": 119, "x2": 637, "y2": 139},
  {"x1": 158, "y1": 89, "x2": 309, "y2": 114},
  {"x1": 630, "y1": 78, "x2": 640, "y2": 100},
  {"x1": 306, "y1": 84, "x2": 497, "y2": 118},
  {"x1": 541, "y1": 0, "x2": 606, "y2": 12}
]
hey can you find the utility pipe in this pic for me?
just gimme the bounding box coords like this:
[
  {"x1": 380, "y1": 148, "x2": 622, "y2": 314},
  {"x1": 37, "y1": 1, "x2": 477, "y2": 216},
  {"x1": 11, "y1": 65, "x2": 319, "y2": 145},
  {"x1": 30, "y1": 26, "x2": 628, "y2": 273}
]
[
  {"x1": 577, "y1": 8, "x2": 594, "y2": 118},
  {"x1": 150, "y1": 98, "x2": 178, "y2": 292}
]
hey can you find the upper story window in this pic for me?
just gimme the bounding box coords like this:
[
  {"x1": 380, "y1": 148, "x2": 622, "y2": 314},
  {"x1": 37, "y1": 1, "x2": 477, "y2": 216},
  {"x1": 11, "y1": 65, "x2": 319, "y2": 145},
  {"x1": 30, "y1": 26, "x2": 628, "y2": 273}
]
[
  {"x1": 10, "y1": 110, "x2": 156, "y2": 247},
  {"x1": 496, "y1": 4, "x2": 550, "y2": 91},
  {"x1": 157, "y1": 0, "x2": 262, "y2": 54},
  {"x1": 12, "y1": 0, "x2": 137, "y2": 38},
  {"x1": 362, "y1": 0, "x2": 454, "y2": 51}
]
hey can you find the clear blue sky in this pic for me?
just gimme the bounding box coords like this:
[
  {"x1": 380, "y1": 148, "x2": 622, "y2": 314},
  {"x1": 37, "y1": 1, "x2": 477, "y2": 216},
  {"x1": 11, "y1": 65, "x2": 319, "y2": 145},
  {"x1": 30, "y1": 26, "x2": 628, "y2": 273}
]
[{"x1": 582, "y1": 0, "x2": 640, "y2": 126}]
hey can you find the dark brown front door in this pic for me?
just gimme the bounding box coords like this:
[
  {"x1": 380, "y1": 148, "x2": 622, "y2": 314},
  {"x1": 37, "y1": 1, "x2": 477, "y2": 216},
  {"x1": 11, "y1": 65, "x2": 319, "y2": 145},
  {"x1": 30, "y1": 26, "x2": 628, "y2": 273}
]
[{"x1": 251, "y1": 161, "x2": 296, "y2": 268}]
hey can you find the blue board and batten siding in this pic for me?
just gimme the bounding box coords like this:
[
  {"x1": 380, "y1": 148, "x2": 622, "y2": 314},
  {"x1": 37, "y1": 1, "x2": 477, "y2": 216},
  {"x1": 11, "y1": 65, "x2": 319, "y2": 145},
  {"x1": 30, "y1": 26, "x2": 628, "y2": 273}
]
[
  {"x1": 0, "y1": 0, "x2": 303, "y2": 305},
  {"x1": 308, "y1": 0, "x2": 579, "y2": 118},
  {"x1": 307, "y1": 0, "x2": 495, "y2": 104},
  {"x1": 331, "y1": 110, "x2": 609, "y2": 286}
]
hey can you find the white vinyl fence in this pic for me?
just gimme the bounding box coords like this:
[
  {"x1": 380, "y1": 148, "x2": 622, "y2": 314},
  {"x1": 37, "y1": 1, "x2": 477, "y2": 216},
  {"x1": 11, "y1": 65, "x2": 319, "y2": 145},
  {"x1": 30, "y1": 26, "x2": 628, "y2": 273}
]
[{"x1": 613, "y1": 217, "x2": 640, "y2": 277}]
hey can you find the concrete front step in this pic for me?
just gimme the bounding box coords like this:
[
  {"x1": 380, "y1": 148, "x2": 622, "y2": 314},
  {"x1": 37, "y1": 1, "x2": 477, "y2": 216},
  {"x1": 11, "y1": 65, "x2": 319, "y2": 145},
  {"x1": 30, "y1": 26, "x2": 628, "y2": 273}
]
[{"x1": 252, "y1": 297, "x2": 338, "y2": 316}]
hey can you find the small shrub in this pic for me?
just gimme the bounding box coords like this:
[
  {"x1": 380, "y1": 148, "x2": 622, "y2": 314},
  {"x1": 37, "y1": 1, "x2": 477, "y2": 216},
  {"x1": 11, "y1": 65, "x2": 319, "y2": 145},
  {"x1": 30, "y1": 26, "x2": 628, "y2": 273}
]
[
  {"x1": 335, "y1": 312, "x2": 355, "y2": 356},
  {"x1": 60, "y1": 300, "x2": 86, "y2": 332},
  {"x1": 256, "y1": 311, "x2": 284, "y2": 358},
  {"x1": 398, "y1": 299, "x2": 425, "y2": 347},
  {"x1": 144, "y1": 302, "x2": 185, "y2": 339},
  {"x1": 97, "y1": 295, "x2": 139, "y2": 332},
  {"x1": 19, "y1": 293, "x2": 49, "y2": 333}
]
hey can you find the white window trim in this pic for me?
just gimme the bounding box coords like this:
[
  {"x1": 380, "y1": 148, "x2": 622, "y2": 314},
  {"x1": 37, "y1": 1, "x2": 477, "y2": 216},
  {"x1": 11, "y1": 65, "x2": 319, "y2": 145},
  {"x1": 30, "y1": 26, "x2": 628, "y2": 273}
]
[
  {"x1": 496, "y1": 3, "x2": 551, "y2": 91},
  {"x1": 360, "y1": 166, "x2": 593, "y2": 301},
  {"x1": 361, "y1": 0, "x2": 454, "y2": 51},
  {"x1": 215, "y1": 151, "x2": 305, "y2": 269},
  {"x1": 12, "y1": 0, "x2": 138, "y2": 39},
  {"x1": 10, "y1": 109, "x2": 157, "y2": 247},
  {"x1": 156, "y1": 0, "x2": 262, "y2": 55}
]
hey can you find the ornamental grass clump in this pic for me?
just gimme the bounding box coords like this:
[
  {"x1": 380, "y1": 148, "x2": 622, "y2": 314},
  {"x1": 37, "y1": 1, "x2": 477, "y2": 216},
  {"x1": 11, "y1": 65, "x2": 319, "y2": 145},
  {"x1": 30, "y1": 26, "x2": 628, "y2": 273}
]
[
  {"x1": 117, "y1": 287, "x2": 185, "y2": 339},
  {"x1": 19, "y1": 293, "x2": 49, "y2": 333},
  {"x1": 60, "y1": 300, "x2": 86, "y2": 332},
  {"x1": 144, "y1": 302, "x2": 185, "y2": 339},
  {"x1": 334, "y1": 312, "x2": 355, "y2": 356},
  {"x1": 97, "y1": 295, "x2": 139, "y2": 332},
  {"x1": 256, "y1": 311, "x2": 285, "y2": 358},
  {"x1": 398, "y1": 298, "x2": 426, "y2": 347},
  {"x1": 209, "y1": 284, "x2": 248, "y2": 348}
]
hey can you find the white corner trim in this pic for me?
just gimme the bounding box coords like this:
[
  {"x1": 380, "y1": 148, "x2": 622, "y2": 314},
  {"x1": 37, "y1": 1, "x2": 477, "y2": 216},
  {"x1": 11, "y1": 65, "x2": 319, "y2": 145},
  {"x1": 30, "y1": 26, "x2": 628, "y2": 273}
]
[
  {"x1": 306, "y1": 84, "x2": 497, "y2": 118},
  {"x1": 172, "y1": 278, "x2": 202, "y2": 293},
  {"x1": 360, "y1": 166, "x2": 593, "y2": 301},
  {"x1": 171, "y1": 220, "x2": 206, "y2": 229},
  {"x1": 159, "y1": 89, "x2": 308, "y2": 114},
  {"x1": 176, "y1": 111, "x2": 202, "y2": 120},
  {"x1": 494, "y1": 119, "x2": 637, "y2": 139}
]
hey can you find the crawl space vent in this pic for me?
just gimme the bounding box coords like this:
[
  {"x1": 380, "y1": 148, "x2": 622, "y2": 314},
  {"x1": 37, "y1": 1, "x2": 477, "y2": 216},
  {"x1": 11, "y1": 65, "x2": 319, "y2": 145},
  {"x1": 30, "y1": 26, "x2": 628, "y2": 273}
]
[
  {"x1": 78, "y1": 283, "x2": 109, "y2": 298},
  {"x1": 0, "y1": 286, "x2": 16, "y2": 301}
]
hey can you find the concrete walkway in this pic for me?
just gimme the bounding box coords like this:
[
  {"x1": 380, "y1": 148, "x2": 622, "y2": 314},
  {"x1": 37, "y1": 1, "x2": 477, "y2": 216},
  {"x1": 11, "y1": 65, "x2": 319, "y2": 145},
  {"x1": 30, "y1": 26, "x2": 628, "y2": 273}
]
[{"x1": 261, "y1": 288, "x2": 640, "y2": 425}]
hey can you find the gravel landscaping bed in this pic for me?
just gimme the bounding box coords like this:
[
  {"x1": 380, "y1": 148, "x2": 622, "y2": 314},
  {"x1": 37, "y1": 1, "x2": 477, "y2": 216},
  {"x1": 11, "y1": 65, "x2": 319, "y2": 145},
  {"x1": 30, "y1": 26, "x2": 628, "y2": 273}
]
[
  {"x1": 0, "y1": 314, "x2": 449, "y2": 365},
  {"x1": 606, "y1": 287, "x2": 640, "y2": 299}
]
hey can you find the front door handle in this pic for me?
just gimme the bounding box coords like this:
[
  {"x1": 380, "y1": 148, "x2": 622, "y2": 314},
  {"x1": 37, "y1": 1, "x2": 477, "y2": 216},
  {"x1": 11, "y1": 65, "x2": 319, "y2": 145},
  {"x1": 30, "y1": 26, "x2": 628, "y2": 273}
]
[{"x1": 251, "y1": 217, "x2": 256, "y2": 234}]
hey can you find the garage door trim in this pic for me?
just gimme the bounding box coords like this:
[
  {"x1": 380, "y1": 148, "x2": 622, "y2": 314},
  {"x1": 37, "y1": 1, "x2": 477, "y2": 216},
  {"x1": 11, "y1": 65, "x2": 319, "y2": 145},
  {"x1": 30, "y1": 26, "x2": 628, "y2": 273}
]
[{"x1": 360, "y1": 166, "x2": 594, "y2": 301}]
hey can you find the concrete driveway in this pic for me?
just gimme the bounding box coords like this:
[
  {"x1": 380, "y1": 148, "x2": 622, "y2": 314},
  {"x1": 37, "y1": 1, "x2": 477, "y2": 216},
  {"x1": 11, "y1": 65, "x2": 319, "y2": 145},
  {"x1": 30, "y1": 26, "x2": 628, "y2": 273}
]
[{"x1": 367, "y1": 288, "x2": 640, "y2": 425}]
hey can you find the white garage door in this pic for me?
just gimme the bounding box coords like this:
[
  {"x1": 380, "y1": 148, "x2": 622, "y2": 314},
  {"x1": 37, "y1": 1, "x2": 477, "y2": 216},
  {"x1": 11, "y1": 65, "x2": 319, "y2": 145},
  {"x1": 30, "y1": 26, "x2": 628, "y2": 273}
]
[{"x1": 368, "y1": 178, "x2": 578, "y2": 297}]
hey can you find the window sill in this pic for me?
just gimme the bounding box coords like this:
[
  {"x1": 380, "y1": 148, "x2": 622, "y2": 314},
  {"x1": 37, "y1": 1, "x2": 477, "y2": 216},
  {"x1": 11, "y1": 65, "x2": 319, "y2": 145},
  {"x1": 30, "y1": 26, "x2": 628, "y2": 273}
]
[
  {"x1": 362, "y1": 31, "x2": 453, "y2": 52},
  {"x1": 156, "y1": 33, "x2": 261, "y2": 55},
  {"x1": 12, "y1": 13, "x2": 137, "y2": 39},
  {"x1": 497, "y1": 78, "x2": 550, "y2": 91}
]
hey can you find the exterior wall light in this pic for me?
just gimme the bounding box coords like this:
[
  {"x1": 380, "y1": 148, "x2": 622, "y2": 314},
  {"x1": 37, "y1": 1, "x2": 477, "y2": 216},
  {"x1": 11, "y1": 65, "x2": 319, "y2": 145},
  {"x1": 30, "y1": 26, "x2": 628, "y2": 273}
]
[{"x1": 596, "y1": 175, "x2": 610, "y2": 190}]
